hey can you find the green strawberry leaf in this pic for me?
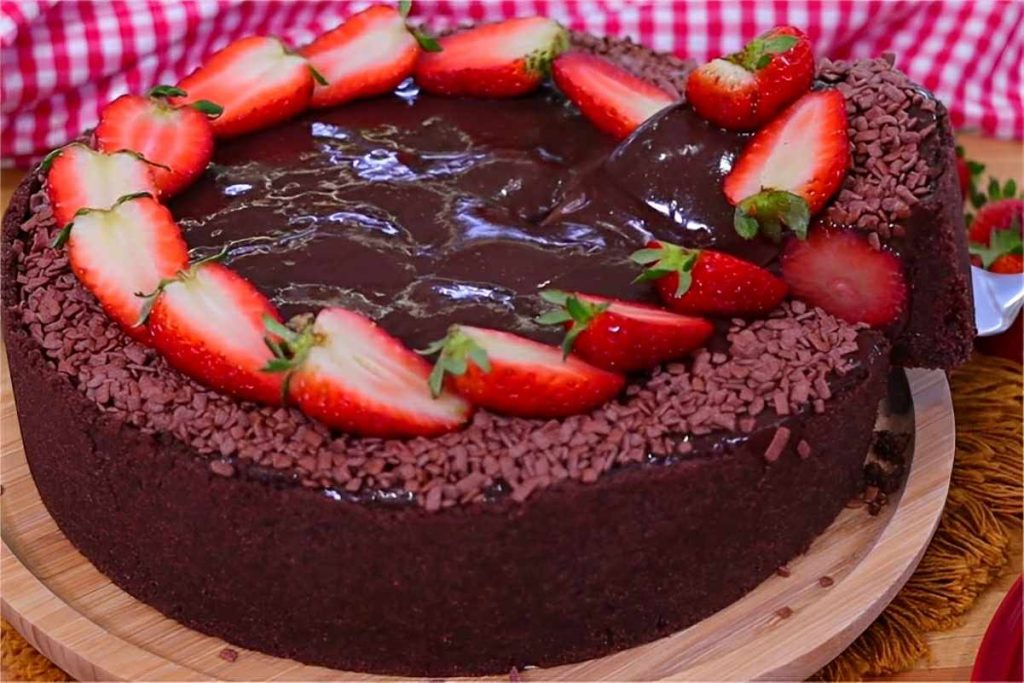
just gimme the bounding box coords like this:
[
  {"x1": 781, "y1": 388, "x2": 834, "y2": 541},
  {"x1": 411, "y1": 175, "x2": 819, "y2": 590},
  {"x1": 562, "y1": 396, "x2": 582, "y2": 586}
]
[
  {"x1": 630, "y1": 241, "x2": 700, "y2": 296},
  {"x1": 39, "y1": 146, "x2": 64, "y2": 172},
  {"x1": 147, "y1": 84, "x2": 188, "y2": 99},
  {"x1": 418, "y1": 327, "x2": 491, "y2": 397},
  {"x1": 969, "y1": 221, "x2": 1024, "y2": 268},
  {"x1": 189, "y1": 99, "x2": 224, "y2": 117},
  {"x1": 734, "y1": 190, "x2": 809, "y2": 242},
  {"x1": 1003, "y1": 178, "x2": 1017, "y2": 198},
  {"x1": 411, "y1": 26, "x2": 443, "y2": 52},
  {"x1": 399, "y1": 0, "x2": 412, "y2": 17},
  {"x1": 308, "y1": 65, "x2": 329, "y2": 86}
]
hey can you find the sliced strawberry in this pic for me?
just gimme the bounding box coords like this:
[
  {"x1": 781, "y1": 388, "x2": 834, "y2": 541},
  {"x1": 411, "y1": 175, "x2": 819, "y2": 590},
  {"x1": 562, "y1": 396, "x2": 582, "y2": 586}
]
[
  {"x1": 420, "y1": 325, "x2": 625, "y2": 419},
  {"x1": 723, "y1": 90, "x2": 850, "y2": 241},
  {"x1": 52, "y1": 194, "x2": 188, "y2": 343},
  {"x1": 781, "y1": 226, "x2": 907, "y2": 327},
  {"x1": 303, "y1": 4, "x2": 438, "y2": 109},
  {"x1": 95, "y1": 86, "x2": 220, "y2": 197},
  {"x1": 177, "y1": 36, "x2": 318, "y2": 138},
  {"x1": 687, "y1": 26, "x2": 814, "y2": 131},
  {"x1": 263, "y1": 308, "x2": 471, "y2": 437},
  {"x1": 971, "y1": 224, "x2": 1024, "y2": 272},
  {"x1": 43, "y1": 143, "x2": 157, "y2": 227},
  {"x1": 144, "y1": 261, "x2": 285, "y2": 404},
  {"x1": 631, "y1": 240, "x2": 788, "y2": 316},
  {"x1": 535, "y1": 290, "x2": 712, "y2": 372},
  {"x1": 414, "y1": 17, "x2": 568, "y2": 98},
  {"x1": 968, "y1": 198, "x2": 1023, "y2": 246},
  {"x1": 552, "y1": 52, "x2": 675, "y2": 140}
]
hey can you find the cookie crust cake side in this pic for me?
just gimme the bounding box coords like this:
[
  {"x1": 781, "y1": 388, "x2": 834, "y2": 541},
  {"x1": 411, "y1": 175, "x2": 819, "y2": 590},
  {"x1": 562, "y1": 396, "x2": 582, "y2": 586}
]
[
  {"x1": 1, "y1": 27, "x2": 964, "y2": 678},
  {"x1": 3, "y1": 173, "x2": 890, "y2": 676}
]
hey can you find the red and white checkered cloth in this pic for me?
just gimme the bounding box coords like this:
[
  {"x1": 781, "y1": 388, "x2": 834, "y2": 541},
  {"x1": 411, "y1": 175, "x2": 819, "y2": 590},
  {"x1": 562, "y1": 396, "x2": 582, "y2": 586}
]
[{"x1": 1, "y1": 0, "x2": 1021, "y2": 168}]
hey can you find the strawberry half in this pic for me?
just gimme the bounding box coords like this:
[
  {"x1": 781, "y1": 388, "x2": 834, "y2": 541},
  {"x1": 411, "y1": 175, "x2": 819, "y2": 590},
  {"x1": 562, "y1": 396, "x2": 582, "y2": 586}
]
[
  {"x1": 95, "y1": 86, "x2": 221, "y2": 197},
  {"x1": 43, "y1": 143, "x2": 158, "y2": 227},
  {"x1": 631, "y1": 240, "x2": 788, "y2": 316},
  {"x1": 687, "y1": 26, "x2": 814, "y2": 131},
  {"x1": 723, "y1": 90, "x2": 850, "y2": 241},
  {"x1": 414, "y1": 17, "x2": 568, "y2": 98},
  {"x1": 303, "y1": 4, "x2": 439, "y2": 109},
  {"x1": 177, "y1": 36, "x2": 320, "y2": 138},
  {"x1": 143, "y1": 261, "x2": 285, "y2": 404},
  {"x1": 420, "y1": 326, "x2": 625, "y2": 419},
  {"x1": 263, "y1": 308, "x2": 471, "y2": 438},
  {"x1": 52, "y1": 194, "x2": 188, "y2": 344},
  {"x1": 535, "y1": 290, "x2": 712, "y2": 372},
  {"x1": 781, "y1": 226, "x2": 907, "y2": 327},
  {"x1": 552, "y1": 52, "x2": 675, "y2": 140}
]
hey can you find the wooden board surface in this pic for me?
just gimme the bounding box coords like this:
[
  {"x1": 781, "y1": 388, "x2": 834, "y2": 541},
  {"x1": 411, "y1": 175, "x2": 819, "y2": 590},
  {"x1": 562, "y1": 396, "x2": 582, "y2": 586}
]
[{"x1": 0, "y1": 362, "x2": 954, "y2": 682}]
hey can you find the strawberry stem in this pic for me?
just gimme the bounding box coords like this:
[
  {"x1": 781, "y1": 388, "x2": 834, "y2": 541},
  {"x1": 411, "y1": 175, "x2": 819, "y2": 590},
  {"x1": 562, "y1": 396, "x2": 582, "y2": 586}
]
[
  {"x1": 969, "y1": 220, "x2": 1023, "y2": 268},
  {"x1": 535, "y1": 289, "x2": 608, "y2": 358},
  {"x1": 630, "y1": 241, "x2": 700, "y2": 297},
  {"x1": 728, "y1": 31, "x2": 798, "y2": 72},
  {"x1": 734, "y1": 190, "x2": 809, "y2": 242},
  {"x1": 418, "y1": 327, "x2": 491, "y2": 398}
]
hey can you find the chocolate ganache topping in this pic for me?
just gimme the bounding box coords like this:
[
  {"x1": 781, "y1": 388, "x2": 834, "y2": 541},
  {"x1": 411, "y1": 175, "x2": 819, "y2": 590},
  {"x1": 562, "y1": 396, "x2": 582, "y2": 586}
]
[{"x1": 169, "y1": 80, "x2": 774, "y2": 350}]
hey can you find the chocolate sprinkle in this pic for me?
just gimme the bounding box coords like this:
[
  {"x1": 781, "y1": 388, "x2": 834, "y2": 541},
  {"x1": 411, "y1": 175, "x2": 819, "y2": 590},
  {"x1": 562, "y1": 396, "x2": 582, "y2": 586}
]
[
  {"x1": 11, "y1": 189, "x2": 870, "y2": 509},
  {"x1": 818, "y1": 575, "x2": 835, "y2": 588},
  {"x1": 775, "y1": 606, "x2": 794, "y2": 619},
  {"x1": 219, "y1": 647, "x2": 238, "y2": 663},
  {"x1": 818, "y1": 57, "x2": 940, "y2": 239}
]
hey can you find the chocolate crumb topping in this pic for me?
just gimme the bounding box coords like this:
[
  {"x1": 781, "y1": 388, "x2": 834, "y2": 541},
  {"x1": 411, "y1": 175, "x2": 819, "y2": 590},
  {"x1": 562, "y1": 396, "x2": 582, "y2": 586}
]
[
  {"x1": 776, "y1": 565, "x2": 792, "y2": 578},
  {"x1": 12, "y1": 183, "x2": 871, "y2": 509},
  {"x1": 818, "y1": 575, "x2": 835, "y2": 588},
  {"x1": 817, "y1": 57, "x2": 941, "y2": 239},
  {"x1": 219, "y1": 647, "x2": 239, "y2": 663},
  {"x1": 775, "y1": 606, "x2": 794, "y2": 619}
]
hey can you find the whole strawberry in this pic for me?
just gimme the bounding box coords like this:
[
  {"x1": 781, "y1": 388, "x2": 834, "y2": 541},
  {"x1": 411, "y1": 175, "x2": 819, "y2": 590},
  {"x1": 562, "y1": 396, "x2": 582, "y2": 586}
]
[
  {"x1": 686, "y1": 26, "x2": 814, "y2": 131},
  {"x1": 535, "y1": 290, "x2": 712, "y2": 372},
  {"x1": 631, "y1": 240, "x2": 788, "y2": 316}
]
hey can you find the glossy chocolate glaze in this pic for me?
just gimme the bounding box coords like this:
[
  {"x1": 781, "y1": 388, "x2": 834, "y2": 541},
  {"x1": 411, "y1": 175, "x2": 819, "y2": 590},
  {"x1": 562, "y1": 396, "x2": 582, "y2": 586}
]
[{"x1": 169, "y1": 82, "x2": 769, "y2": 349}]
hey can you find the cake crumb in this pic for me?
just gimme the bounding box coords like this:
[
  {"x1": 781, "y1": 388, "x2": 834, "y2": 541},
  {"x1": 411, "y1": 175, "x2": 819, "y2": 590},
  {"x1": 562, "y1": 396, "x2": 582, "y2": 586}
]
[
  {"x1": 819, "y1": 575, "x2": 835, "y2": 588},
  {"x1": 509, "y1": 666, "x2": 522, "y2": 682},
  {"x1": 219, "y1": 647, "x2": 238, "y2": 662},
  {"x1": 776, "y1": 565, "x2": 792, "y2": 578},
  {"x1": 775, "y1": 606, "x2": 794, "y2": 619}
]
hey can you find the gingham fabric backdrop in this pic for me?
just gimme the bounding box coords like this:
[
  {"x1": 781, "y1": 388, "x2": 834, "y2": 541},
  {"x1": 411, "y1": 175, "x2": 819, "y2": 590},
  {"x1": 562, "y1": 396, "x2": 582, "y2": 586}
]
[{"x1": 1, "y1": 0, "x2": 1021, "y2": 167}]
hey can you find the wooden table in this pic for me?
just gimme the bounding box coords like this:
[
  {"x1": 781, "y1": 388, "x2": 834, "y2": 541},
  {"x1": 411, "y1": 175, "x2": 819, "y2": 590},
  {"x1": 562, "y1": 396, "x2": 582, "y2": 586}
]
[{"x1": 1, "y1": 133, "x2": 1022, "y2": 682}]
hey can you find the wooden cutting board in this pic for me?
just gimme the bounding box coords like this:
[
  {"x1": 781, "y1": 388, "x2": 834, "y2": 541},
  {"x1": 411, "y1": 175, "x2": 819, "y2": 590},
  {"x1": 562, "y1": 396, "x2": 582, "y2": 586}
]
[{"x1": 0, "y1": 366, "x2": 955, "y2": 681}]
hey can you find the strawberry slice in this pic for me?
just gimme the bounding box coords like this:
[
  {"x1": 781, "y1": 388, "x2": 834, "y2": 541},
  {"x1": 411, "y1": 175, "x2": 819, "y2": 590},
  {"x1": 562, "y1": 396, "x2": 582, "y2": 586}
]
[
  {"x1": 781, "y1": 226, "x2": 907, "y2": 327},
  {"x1": 535, "y1": 290, "x2": 712, "y2": 372},
  {"x1": 95, "y1": 86, "x2": 220, "y2": 197},
  {"x1": 177, "y1": 36, "x2": 319, "y2": 138},
  {"x1": 143, "y1": 261, "x2": 285, "y2": 404},
  {"x1": 52, "y1": 194, "x2": 188, "y2": 344},
  {"x1": 303, "y1": 4, "x2": 438, "y2": 109},
  {"x1": 414, "y1": 17, "x2": 568, "y2": 98},
  {"x1": 420, "y1": 325, "x2": 625, "y2": 419},
  {"x1": 631, "y1": 240, "x2": 788, "y2": 316},
  {"x1": 263, "y1": 308, "x2": 471, "y2": 438},
  {"x1": 43, "y1": 143, "x2": 158, "y2": 227},
  {"x1": 552, "y1": 52, "x2": 675, "y2": 140},
  {"x1": 687, "y1": 26, "x2": 814, "y2": 131},
  {"x1": 723, "y1": 90, "x2": 850, "y2": 241},
  {"x1": 968, "y1": 198, "x2": 1023, "y2": 246}
]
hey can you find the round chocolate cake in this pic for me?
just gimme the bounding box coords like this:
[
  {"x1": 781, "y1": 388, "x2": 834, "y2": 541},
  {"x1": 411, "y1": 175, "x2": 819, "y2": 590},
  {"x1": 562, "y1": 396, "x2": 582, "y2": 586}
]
[{"x1": 2, "y1": 16, "x2": 972, "y2": 677}]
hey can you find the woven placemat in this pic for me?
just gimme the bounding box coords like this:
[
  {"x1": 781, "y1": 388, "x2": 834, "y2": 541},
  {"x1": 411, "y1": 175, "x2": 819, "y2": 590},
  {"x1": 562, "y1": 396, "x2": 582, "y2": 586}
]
[{"x1": 3, "y1": 354, "x2": 1022, "y2": 682}]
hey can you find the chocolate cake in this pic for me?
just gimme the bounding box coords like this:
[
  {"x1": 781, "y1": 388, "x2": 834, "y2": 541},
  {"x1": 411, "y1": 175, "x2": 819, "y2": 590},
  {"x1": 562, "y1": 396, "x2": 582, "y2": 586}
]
[{"x1": 2, "y1": 18, "x2": 972, "y2": 677}]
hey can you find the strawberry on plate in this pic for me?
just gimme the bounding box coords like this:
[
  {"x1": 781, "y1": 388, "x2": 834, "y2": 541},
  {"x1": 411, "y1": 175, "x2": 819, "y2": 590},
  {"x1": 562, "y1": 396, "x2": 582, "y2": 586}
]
[
  {"x1": 263, "y1": 308, "x2": 471, "y2": 438},
  {"x1": 177, "y1": 36, "x2": 321, "y2": 138},
  {"x1": 552, "y1": 52, "x2": 675, "y2": 140},
  {"x1": 971, "y1": 225, "x2": 1023, "y2": 273},
  {"x1": 781, "y1": 225, "x2": 907, "y2": 327},
  {"x1": 43, "y1": 143, "x2": 158, "y2": 227},
  {"x1": 414, "y1": 17, "x2": 568, "y2": 98},
  {"x1": 95, "y1": 86, "x2": 221, "y2": 197},
  {"x1": 535, "y1": 290, "x2": 712, "y2": 372},
  {"x1": 968, "y1": 197, "x2": 1023, "y2": 247},
  {"x1": 723, "y1": 89, "x2": 850, "y2": 241},
  {"x1": 419, "y1": 325, "x2": 625, "y2": 419},
  {"x1": 631, "y1": 240, "x2": 788, "y2": 316},
  {"x1": 141, "y1": 260, "x2": 285, "y2": 405},
  {"x1": 303, "y1": 3, "x2": 439, "y2": 109},
  {"x1": 686, "y1": 26, "x2": 814, "y2": 131},
  {"x1": 51, "y1": 194, "x2": 188, "y2": 343}
]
